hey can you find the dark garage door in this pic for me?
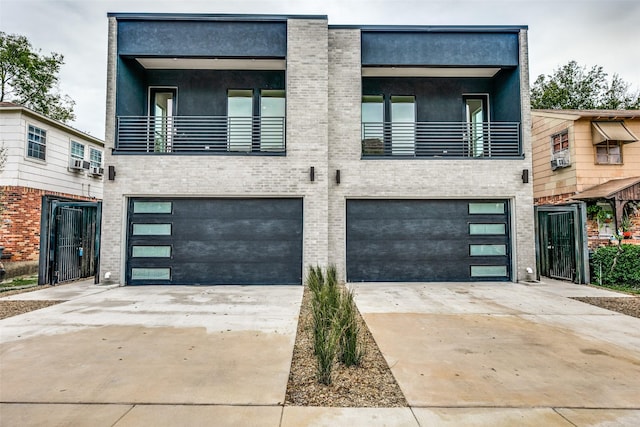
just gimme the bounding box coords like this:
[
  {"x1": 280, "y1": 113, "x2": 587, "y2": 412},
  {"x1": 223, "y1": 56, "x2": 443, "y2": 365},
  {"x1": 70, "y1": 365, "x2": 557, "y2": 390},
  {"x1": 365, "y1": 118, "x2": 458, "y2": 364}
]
[
  {"x1": 346, "y1": 199, "x2": 511, "y2": 282},
  {"x1": 127, "y1": 198, "x2": 303, "y2": 285}
]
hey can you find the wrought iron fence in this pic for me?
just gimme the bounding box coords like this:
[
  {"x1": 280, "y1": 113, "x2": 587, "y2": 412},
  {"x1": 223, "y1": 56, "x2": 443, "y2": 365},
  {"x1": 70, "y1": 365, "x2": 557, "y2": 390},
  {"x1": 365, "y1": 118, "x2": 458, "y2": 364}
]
[
  {"x1": 361, "y1": 121, "x2": 521, "y2": 158},
  {"x1": 116, "y1": 116, "x2": 286, "y2": 154}
]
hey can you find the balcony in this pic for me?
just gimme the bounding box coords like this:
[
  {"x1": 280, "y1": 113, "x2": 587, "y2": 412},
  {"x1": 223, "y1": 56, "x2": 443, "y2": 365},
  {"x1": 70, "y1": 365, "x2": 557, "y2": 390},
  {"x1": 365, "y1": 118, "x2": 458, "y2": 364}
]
[
  {"x1": 361, "y1": 122, "x2": 521, "y2": 158},
  {"x1": 115, "y1": 116, "x2": 286, "y2": 154}
]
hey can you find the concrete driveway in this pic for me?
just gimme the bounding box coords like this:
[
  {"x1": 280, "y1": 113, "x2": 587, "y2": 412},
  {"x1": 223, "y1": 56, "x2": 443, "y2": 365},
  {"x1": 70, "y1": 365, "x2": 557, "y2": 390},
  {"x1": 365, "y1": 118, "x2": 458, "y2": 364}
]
[
  {"x1": 351, "y1": 279, "x2": 640, "y2": 426},
  {"x1": 1, "y1": 279, "x2": 640, "y2": 426},
  {"x1": 1, "y1": 281, "x2": 302, "y2": 426}
]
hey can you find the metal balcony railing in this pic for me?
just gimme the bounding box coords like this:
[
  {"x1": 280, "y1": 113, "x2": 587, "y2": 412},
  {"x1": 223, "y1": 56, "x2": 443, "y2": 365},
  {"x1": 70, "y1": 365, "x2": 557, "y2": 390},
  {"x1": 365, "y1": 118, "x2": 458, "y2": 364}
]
[
  {"x1": 115, "y1": 116, "x2": 286, "y2": 154},
  {"x1": 361, "y1": 122, "x2": 521, "y2": 158}
]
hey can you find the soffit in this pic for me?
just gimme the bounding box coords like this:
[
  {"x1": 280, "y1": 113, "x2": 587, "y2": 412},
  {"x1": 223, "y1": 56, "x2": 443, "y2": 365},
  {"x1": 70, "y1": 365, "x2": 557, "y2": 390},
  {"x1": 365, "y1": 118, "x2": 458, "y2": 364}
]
[
  {"x1": 136, "y1": 57, "x2": 286, "y2": 70},
  {"x1": 361, "y1": 67, "x2": 500, "y2": 78}
]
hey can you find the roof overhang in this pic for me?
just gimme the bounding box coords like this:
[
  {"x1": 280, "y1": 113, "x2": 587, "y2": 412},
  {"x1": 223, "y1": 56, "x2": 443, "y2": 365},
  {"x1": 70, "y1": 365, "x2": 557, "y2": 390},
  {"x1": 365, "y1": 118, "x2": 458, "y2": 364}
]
[
  {"x1": 135, "y1": 57, "x2": 286, "y2": 70},
  {"x1": 361, "y1": 67, "x2": 500, "y2": 78},
  {"x1": 572, "y1": 177, "x2": 640, "y2": 201},
  {"x1": 591, "y1": 121, "x2": 638, "y2": 145}
]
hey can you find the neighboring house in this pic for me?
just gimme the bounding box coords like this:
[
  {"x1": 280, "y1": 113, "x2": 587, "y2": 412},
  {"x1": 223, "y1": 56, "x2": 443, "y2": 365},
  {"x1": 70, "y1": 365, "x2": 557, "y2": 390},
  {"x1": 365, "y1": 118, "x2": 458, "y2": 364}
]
[
  {"x1": 531, "y1": 109, "x2": 640, "y2": 283},
  {"x1": 101, "y1": 13, "x2": 534, "y2": 286},
  {"x1": 0, "y1": 102, "x2": 104, "y2": 282}
]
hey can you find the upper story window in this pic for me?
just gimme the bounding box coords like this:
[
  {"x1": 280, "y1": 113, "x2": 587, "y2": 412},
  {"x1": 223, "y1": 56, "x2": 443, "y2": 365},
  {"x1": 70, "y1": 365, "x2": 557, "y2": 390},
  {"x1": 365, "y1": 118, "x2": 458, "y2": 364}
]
[
  {"x1": 591, "y1": 121, "x2": 638, "y2": 165},
  {"x1": 226, "y1": 88, "x2": 286, "y2": 153},
  {"x1": 551, "y1": 130, "x2": 569, "y2": 154},
  {"x1": 70, "y1": 141, "x2": 85, "y2": 160},
  {"x1": 260, "y1": 89, "x2": 285, "y2": 152},
  {"x1": 27, "y1": 125, "x2": 46, "y2": 160},
  {"x1": 595, "y1": 141, "x2": 622, "y2": 165},
  {"x1": 360, "y1": 91, "x2": 520, "y2": 159},
  {"x1": 90, "y1": 148, "x2": 103, "y2": 168}
]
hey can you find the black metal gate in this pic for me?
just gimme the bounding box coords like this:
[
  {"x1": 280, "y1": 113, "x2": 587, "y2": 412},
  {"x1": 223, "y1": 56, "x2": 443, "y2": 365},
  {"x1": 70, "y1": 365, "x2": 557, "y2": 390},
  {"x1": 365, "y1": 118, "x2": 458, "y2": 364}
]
[
  {"x1": 38, "y1": 198, "x2": 102, "y2": 285},
  {"x1": 547, "y1": 212, "x2": 575, "y2": 280},
  {"x1": 535, "y1": 204, "x2": 589, "y2": 284}
]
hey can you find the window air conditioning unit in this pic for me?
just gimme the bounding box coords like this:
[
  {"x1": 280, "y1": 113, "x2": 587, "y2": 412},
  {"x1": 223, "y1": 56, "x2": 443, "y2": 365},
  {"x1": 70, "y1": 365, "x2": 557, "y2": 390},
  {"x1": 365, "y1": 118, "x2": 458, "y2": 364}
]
[
  {"x1": 89, "y1": 166, "x2": 104, "y2": 176},
  {"x1": 69, "y1": 158, "x2": 84, "y2": 171},
  {"x1": 550, "y1": 156, "x2": 571, "y2": 171}
]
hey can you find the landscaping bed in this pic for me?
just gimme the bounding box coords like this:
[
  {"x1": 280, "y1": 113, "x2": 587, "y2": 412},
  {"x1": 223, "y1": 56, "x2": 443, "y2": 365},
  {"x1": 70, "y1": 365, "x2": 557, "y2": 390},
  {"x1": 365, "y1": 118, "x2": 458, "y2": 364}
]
[
  {"x1": 571, "y1": 296, "x2": 640, "y2": 318},
  {"x1": 285, "y1": 284, "x2": 407, "y2": 407}
]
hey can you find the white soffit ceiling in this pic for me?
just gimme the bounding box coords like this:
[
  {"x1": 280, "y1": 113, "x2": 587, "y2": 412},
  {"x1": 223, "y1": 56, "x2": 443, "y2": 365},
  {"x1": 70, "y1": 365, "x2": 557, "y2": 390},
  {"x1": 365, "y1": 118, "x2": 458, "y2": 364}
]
[
  {"x1": 136, "y1": 57, "x2": 286, "y2": 70},
  {"x1": 361, "y1": 67, "x2": 501, "y2": 78}
]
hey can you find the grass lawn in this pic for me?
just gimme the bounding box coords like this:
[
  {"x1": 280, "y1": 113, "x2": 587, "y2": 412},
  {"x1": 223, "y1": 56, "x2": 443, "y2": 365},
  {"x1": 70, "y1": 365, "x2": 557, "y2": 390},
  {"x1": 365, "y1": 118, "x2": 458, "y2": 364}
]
[{"x1": 0, "y1": 275, "x2": 39, "y2": 289}]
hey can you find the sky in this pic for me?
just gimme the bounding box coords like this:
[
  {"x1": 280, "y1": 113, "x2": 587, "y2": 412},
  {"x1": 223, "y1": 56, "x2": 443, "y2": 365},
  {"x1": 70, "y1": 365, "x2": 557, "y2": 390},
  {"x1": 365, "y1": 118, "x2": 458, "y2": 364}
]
[{"x1": 1, "y1": 0, "x2": 639, "y2": 138}]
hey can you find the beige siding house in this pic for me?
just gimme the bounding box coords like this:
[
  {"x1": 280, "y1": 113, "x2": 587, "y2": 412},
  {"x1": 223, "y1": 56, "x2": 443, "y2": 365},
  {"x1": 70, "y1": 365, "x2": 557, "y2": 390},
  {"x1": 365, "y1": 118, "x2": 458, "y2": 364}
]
[
  {"x1": 532, "y1": 110, "x2": 640, "y2": 206},
  {"x1": 532, "y1": 109, "x2": 640, "y2": 283}
]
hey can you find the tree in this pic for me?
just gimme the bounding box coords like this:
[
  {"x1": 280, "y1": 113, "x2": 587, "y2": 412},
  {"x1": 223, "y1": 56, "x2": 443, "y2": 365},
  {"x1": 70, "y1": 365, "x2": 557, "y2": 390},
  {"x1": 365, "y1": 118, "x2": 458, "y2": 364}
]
[
  {"x1": 531, "y1": 60, "x2": 640, "y2": 110},
  {"x1": 0, "y1": 32, "x2": 75, "y2": 122}
]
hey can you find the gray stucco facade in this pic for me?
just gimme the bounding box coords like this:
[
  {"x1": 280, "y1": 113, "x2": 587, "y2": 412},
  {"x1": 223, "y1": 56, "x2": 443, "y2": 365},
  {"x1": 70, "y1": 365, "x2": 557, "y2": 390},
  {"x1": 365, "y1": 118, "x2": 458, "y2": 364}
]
[{"x1": 101, "y1": 13, "x2": 535, "y2": 285}]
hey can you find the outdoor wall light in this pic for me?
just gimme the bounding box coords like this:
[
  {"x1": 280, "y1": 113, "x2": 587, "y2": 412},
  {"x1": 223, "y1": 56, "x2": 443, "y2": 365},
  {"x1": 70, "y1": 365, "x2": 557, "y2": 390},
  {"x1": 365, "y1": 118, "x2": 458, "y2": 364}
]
[
  {"x1": 336, "y1": 169, "x2": 341, "y2": 184},
  {"x1": 108, "y1": 165, "x2": 116, "y2": 181},
  {"x1": 310, "y1": 166, "x2": 315, "y2": 182},
  {"x1": 521, "y1": 168, "x2": 529, "y2": 184}
]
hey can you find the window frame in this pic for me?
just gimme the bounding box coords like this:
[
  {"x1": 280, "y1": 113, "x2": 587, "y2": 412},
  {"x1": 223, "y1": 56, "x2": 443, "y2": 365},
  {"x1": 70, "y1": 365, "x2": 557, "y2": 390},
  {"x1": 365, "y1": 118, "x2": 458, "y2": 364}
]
[
  {"x1": 550, "y1": 130, "x2": 569, "y2": 154},
  {"x1": 70, "y1": 141, "x2": 85, "y2": 161},
  {"x1": 595, "y1": 140, "x2": 622, "y2": 165},
  {"x1": 89, "y1": 147, "x2": 103, "y2": 168},
  {"x1": 27, "y1": 124, "x2": 47, "y2": 161}
]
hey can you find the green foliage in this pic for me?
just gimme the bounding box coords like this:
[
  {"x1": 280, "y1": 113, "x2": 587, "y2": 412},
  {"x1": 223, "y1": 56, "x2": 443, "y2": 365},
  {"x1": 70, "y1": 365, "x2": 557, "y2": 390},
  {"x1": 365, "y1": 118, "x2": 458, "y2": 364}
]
[
  {"x1": 586, "y1": 203, "x2": 613, "y2": 224},
  {"x1": 591, "y1": 245, "x2": 640, "y2": 288},
  {"x1": 336, "y1": 287, "x2": 365, "y2": 366},
  {"x1": 0, "y1": 32, "x2": 75, "y2": 122},
  {"x1": 306, "y1": 265, "x2": 366, "y2": 385},
  {"x1": 620, "y1": 214, "x2": 632, "y2": 232},
  {"x1": 531, "y1": 60, "x2": 640, "y2": 110},
  {"x1": 308, "y1": 265, "x2": 340, "y2": 385},
  {"x1": 0, "y1": 276, "x2": 38, "y2": 288}
]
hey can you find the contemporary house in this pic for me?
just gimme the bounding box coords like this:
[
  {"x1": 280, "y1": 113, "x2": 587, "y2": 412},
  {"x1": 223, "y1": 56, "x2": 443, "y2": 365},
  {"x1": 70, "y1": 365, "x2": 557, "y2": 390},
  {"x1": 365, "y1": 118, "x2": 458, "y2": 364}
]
[
  {"x1": 532, "y1": 109, "x2": 640, "y2": 282},
  {"x1": 102, "y1": 13, "x2": 534, "y2": 286},
  {"x1": 0, "y1": 102, "x2": 104, "y2": 282}
]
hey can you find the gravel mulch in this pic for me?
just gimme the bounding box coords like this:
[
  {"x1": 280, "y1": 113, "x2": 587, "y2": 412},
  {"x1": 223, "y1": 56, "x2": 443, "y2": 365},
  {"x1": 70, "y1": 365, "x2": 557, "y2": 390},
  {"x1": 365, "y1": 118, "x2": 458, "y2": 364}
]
[
  {"x1": 285, "y1": 286, "x2": 408, "y2": 407},
  {"x1": 0, "y1": 284, "x2": 65, "y2": 319},
  {"x1": 0, "y1": 300, "x2": 63, "y2": 319},
  {"x1": 571, "y1": 296, "x2": 640, "y2": 318}
]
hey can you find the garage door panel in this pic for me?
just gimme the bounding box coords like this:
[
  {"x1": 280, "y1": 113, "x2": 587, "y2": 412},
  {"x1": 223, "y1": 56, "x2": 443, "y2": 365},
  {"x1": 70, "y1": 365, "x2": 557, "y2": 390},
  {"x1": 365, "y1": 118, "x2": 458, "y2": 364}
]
[
  {"x1": 346, "y1": 199, "x2": 510, "y2": 282},
  {"x1": 168, "y1": 262, "x2": 300, "y2": 285},
  {"x1": 171, "y1": 199, "x2": 299, "y2": 219},
  {"x1": 168, "y1": 240, "x2": 301, "y2": 262},
  {"x1": 347, "y1": 218, "x2": 470, "y2": 240},
  {"x1": 347, "y1": 240, "x2": 470, "y2": 260},
  {"x1": 127, "y1": 198, "x2": 302, "y2": 285},
  {"x1": 348, "y1": 200, "x2": 469, "y2": 219},
  {"x1": 348, "y1": 262, "x2": 475, "y2": 282},
  {"x1": 172, "y1": 218, "x2": 302, "y2": 241}
]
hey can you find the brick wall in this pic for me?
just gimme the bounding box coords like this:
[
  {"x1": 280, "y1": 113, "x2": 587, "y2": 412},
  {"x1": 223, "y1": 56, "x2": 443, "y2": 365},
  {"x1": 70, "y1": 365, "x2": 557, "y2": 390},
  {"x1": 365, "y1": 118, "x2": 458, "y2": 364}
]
[
  {"x1": 326, "y1": 28, "x2": 536, "y2": 282},
  {"x1": 0, "y1": 186, "x2": 95, "y2": 261},
  {"x1": 100, "y1": 18, "x2": 331, "y2": 283},
  {"x1": 587, "y1": 209, "x2": 640, "y2": 249},
  {"x1": 534, "y1": 193, "x2": 575, "y2": 206},
  {"x1": 102, "y1": 19, "x2": 535, "y2": 284}
]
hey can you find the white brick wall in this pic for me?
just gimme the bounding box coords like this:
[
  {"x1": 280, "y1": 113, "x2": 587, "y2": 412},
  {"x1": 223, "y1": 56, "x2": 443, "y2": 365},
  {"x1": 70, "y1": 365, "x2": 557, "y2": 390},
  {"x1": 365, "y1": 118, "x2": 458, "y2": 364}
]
[
  {"x1": 101, "y1": 18, "x2": 535, "y2": 284},
  {"x1": 100, "y1": 18, "x2": 330, "y2": 283}
]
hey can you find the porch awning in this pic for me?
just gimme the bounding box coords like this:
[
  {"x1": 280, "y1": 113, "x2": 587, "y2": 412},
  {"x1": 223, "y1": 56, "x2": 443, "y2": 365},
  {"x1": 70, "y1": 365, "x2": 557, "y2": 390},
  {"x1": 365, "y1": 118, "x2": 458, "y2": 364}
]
[
  {"x1": 572, "y1": 177, "x2": 640, "y2": 200},
  {"x1": 591, "y1": 121, "x2": 638, "y2": 145}
]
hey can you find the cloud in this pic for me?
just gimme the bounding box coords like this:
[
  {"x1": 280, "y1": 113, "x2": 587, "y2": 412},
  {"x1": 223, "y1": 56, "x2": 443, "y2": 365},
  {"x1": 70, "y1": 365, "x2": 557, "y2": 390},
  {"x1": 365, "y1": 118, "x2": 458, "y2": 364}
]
[{"x1": 2, "y1": 0, "x2": 638, "y2": 137}]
